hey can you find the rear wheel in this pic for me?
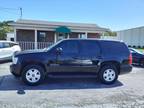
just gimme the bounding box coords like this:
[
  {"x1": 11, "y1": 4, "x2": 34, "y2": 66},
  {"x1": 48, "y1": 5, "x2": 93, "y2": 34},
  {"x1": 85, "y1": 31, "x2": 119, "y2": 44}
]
[
  {"x1": 98, "y1": 65, "x2": 118, "y2": 84},
  {"x1": 21, "y1": 65, "x2": 45, "y2": 86}
]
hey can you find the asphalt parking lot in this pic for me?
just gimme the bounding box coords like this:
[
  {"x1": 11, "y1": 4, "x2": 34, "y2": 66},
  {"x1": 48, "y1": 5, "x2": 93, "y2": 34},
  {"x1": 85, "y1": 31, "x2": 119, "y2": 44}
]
[{"x1": 0, "y1": 63, "x2": 144, "y2": 108}]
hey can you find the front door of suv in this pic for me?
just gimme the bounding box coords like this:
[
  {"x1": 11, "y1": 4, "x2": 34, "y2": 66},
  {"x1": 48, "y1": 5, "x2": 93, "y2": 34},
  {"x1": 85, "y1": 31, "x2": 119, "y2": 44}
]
[{"x1": 48, "y1": 40, "x2": 81, "y2": 72}]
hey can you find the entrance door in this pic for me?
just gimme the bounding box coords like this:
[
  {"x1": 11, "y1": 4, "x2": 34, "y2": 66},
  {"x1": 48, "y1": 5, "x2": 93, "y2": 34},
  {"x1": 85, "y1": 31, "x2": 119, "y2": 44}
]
[{"x1": 57, "y1": 33, "x2": 68, "y2": 42}]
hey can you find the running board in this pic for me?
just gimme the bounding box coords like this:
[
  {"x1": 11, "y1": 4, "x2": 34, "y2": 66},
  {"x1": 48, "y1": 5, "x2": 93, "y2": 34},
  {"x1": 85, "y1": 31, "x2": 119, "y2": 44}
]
[{"x1": 47, "y1": 72, "x2": 97, "y2": 78}]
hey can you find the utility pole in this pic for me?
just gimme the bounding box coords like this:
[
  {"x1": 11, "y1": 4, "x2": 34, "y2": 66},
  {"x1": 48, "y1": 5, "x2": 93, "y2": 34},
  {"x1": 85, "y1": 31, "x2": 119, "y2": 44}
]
[{"x1": 20, "y1": 7, "x2": 22, "y2": 19}]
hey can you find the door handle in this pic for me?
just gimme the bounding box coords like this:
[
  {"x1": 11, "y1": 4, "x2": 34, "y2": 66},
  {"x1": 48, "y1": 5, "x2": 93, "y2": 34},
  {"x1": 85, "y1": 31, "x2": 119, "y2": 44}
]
[
  {"x1": 72, "y1": 56, "x2": 78, "y2": 59},
  {"x1": 97, "y1": 56, "x2": 102, "y2": 59}
]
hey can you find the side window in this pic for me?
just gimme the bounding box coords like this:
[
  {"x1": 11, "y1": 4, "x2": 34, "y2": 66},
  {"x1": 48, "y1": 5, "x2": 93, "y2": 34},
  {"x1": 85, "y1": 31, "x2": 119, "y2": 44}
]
[
  {"x1": 0, "y1": 42, "x2": 4, "y2": 48},
  {"x1": 9, "y1": 43, "x2": 18, "y2": 47},
  {"x1": 3, "y1": 42, "x2": 10, "y2": 48},
  {"x1": 59, "y1": 41, "x2": 79, "y2": 54},
  {"x1": 80, "y1": 41, "x2": 100, "y2": 57}
]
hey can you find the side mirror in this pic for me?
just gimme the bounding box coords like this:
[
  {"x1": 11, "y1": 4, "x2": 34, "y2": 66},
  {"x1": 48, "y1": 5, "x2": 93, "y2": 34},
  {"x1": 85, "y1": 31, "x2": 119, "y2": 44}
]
[{"x1": 56, "y1": 47, "x2": 63, "y2": 55}]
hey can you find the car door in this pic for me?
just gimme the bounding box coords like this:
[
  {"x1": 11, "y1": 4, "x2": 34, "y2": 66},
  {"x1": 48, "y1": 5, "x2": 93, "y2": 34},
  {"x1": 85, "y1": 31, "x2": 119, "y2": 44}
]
[
  {"x1": 48, "y1": 40, "x2": 81, "y2": 72},
  {"x1": 0, "y1": 42, "x2": 5, "y2": 59},
  {"x1": 78, "y1": 40, "x2": 101, "y2": 73},
  {"x1": 2, "y1": 42, "x2": 13, "y2": 59}
]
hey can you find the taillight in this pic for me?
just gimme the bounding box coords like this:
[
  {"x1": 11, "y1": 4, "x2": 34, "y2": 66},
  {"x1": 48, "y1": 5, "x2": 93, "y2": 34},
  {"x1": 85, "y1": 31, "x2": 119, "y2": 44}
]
[{"x1": 128, "y1": 53, "x2": 132, "y2": 65}]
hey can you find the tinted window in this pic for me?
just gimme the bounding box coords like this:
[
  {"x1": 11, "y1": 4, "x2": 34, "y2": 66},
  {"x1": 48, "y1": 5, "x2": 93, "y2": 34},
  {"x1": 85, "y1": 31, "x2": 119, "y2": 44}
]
[
  {"x1": 58, "y1": 40, "x2": 79, "y2": 54},
  {"x1": 100, "y1": 41, "x2": 129, "y2": 56},
  {"x1": 80, "y1": 40, "x2": 100, "y2": 57}
]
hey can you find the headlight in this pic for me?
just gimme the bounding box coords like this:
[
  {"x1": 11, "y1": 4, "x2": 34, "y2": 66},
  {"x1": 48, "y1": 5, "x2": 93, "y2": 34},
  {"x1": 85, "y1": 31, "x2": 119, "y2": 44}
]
[{"x1": 12, "y1": 55, "x2": 18, "y2": 64}]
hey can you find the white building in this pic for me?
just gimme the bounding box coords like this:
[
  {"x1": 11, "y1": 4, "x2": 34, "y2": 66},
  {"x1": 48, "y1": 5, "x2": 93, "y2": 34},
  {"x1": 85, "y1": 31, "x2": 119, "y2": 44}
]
[
  {"x1": 6, "y1": 32, "x2": 14, "y2": 41},
  {"x1": 117, "y1": 26, "x2": 144, "y2": 47}
]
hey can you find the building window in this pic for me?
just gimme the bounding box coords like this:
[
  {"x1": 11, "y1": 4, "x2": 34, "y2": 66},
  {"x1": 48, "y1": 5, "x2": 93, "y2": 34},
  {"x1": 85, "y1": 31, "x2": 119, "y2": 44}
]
[
  {"x1": 79, "y1": 34, "x2": 87, "y2": 39},
  {"x1": 38, "y1": 32, "x2": 46, "y2": 42},
  {"x1": 10, "y1": 38, "x2": 14, "y2": 41}
]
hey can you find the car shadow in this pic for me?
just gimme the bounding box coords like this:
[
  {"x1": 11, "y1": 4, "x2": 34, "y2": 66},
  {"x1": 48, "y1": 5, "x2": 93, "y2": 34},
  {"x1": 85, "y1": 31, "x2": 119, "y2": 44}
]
[
  {"x1": 0, "y1": 74, "x2": 123, "y2": 92},
  {"x1": 132, "y1": 64, "x2": 144, "y2": 68}
]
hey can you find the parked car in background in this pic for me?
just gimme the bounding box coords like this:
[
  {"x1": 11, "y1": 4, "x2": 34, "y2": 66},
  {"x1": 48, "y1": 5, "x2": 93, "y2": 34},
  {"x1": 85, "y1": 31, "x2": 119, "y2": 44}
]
[
  {"x1": 10, "y1": 39, "x2": 132, "y2": 86},
  {"x1": 129, "y1": 48, "x2": 144, "y2": 66},
  {"x1": 0, "y1": 41, "x2": 21, "y2": 62}
]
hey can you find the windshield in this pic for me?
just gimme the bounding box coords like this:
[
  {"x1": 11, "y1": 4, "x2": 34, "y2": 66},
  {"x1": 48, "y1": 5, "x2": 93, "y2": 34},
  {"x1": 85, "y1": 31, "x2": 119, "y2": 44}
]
[
  {"x1": 45, "y1": 40, "x2": 63, "y2": 51},
  {"x1": 130, "y1": 48, "x2": 143, "y2": 54}
]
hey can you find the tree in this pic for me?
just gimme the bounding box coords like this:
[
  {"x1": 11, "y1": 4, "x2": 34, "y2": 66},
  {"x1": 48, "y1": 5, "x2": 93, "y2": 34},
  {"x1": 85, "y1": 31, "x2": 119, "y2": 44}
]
[
  {"x1": 104, "y1": 31, "x2": 117, "y2": 36},
  {"x1": 0, "y1": 21, "x2": 14, "y2": 40}
]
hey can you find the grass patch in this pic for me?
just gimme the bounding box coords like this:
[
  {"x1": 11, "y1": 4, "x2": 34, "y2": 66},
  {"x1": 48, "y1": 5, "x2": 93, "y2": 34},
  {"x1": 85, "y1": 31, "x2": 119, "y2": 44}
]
[{"x1": 136, "y1": 48, "x2": 144, "y2": 53}]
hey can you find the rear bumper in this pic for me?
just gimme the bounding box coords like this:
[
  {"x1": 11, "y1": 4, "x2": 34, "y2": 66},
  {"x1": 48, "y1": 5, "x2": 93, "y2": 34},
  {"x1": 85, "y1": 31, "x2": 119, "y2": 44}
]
[
  {"x1": 119, "y1": 64, "x2": 132, "y2": 75},
  {"x1": 10, "y1": 64, "x2": 21, "y2": 76}
]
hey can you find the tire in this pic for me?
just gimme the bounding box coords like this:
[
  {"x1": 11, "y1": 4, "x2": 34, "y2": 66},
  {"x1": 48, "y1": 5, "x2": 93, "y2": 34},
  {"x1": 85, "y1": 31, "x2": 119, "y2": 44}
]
[
  {"x1": 98, "y1": 65, "x2": 118, "y2": 85},
  {"x1": 21, "y1": 65, "x2": 46, "y2": 86}
]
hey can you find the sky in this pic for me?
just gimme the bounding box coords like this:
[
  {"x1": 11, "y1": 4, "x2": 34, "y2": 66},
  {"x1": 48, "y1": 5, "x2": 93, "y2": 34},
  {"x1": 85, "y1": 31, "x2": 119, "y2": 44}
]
[{"x1": 0, "y1": 0, "x2": 144, "y2": 31}]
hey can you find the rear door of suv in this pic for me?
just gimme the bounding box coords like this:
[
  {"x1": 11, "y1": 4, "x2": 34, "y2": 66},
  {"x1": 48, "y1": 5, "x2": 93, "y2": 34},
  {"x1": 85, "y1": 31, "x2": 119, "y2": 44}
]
[{"x1": 78, "y1": 40, "x2": 101, "y2": 72}]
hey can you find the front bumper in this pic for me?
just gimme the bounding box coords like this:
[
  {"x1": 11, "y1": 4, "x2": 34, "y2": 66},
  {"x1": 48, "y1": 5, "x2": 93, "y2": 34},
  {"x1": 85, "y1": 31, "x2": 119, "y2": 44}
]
[
  {"x1": 119, "y1": 64, "x2": 132, "y2": 75},
  {"x1": 10, "y1": 64, "x2": 21, "y2": 76}
]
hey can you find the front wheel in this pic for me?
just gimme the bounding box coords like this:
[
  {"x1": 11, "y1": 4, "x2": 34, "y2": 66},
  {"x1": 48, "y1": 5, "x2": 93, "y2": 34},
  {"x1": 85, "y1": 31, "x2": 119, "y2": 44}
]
[
  {"x1": 21, "y1": 65, "x2": 46, "y2": 86},
  {"x1": 98, "y1": 65, "x2": 118, "y2": 85}
]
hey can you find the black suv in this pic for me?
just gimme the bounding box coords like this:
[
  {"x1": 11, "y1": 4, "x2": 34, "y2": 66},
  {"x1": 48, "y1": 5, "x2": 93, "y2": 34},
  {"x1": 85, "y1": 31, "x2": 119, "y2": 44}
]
[{"x1": 10, "y1": 39, "x2": 132, "y2": 86}]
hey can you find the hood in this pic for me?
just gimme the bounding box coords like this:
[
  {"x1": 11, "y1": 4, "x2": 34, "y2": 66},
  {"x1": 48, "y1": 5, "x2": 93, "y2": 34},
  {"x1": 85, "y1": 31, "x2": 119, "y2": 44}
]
[{"x1": 15, "y1": 49, "x2": 45, "y2": 56}]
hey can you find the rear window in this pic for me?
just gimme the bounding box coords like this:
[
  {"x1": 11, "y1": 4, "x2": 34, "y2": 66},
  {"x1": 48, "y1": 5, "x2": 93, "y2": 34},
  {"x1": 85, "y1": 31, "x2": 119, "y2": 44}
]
[{"x1": 100, "y1": 41, "x2": 129, "y2": 56}]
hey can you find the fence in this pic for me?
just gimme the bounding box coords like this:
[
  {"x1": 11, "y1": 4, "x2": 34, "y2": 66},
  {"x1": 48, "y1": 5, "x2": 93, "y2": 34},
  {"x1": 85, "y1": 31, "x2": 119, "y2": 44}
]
[
  {"x1": 100, "y1": 36, "x2": 118, "y2": 40},
  {"x1": 18, "y1": 41, "x2": 54, "y2": 50}
]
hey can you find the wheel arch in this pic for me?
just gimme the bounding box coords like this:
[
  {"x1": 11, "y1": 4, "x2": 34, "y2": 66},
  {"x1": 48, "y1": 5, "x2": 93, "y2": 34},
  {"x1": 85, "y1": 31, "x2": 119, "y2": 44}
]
[
  {"x1": 100, "y1": 61, "x2": 120, "y2": 74},
  {"x1": 21, "y1": 61, "x2": 47, "y2": 75}
]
